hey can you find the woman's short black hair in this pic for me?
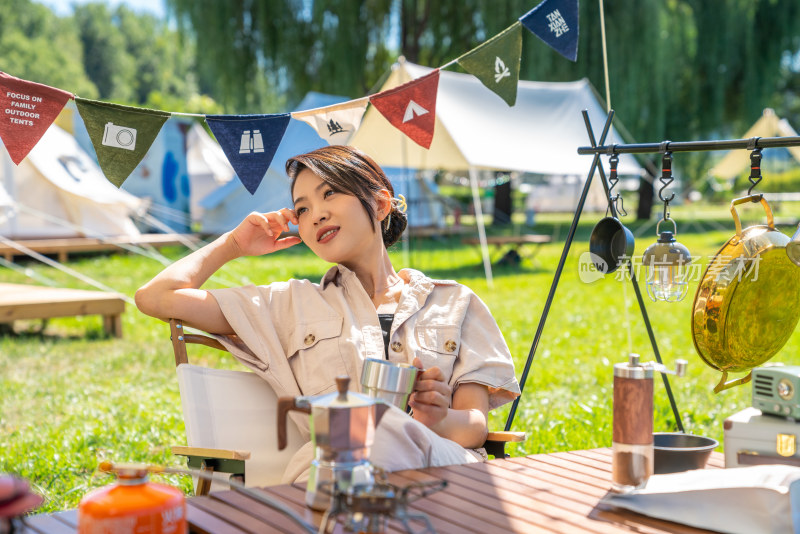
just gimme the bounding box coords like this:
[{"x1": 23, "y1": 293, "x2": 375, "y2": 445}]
[{"x1": 286, "y1": 145, "x2": 407, "y2": 247}]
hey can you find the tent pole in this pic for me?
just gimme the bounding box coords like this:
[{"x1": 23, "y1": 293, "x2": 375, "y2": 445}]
[
  {"x1": 468, "y1": 167, "x2": 493, "y2": 288},
  {"x1": 1, "y1": 147, "x2": 16, "y2": 236},
  {"x1": 503, "y1": 111, "x2": 614, "y2": 431},
  {"x1": 400, "y1": 135, "x2": 411, "y2": 268}
]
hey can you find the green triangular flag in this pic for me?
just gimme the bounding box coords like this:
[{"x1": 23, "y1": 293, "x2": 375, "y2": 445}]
[
  {"x1": 75, "y1": 98, "x2": 170, "y2": 187},
  {"x1": 457, "y1": 22, "x2": 523, "y2": 106}
]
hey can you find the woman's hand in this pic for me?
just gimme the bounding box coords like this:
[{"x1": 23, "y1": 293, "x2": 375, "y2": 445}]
[
  {"x1": 229, "y1": 209, "x2": 302, "y2": 257},
  {"x1": 409, "y1": 356, "x2": 452, "y2": 430}
]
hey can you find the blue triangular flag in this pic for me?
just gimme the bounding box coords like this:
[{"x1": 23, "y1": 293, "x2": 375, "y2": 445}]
[
  {"x1": 205, "y1": 113, "x2": 291, "y2": 194},
  {"x1": 519, "y1": 0, "x2": 579, "y2": 62}
]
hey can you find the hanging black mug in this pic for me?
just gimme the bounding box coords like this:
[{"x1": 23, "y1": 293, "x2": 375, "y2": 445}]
[{"x1": 589, "y1": 217, "x2": 635, "y2": 274}]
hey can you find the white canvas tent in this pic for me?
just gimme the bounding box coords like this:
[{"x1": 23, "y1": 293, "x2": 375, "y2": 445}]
[
  {"x1": 185, "y1": 122, "x2": 236, "y2": 225},
  {"x1": 0, "y1": 124, "x2": 144, "y2": 239},
  {"x1": 349, "y1": 60, "x2": 643, "y2": 283},
  {"x1": 349, "y1": 60, "x2": 641, "y2": 176},
  {"x1": 709, "y1": 108, "x2": 800, "y2": 180}
]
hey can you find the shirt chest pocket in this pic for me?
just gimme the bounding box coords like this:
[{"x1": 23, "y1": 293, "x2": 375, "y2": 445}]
[
  {"x1": 414, "y1": 324, "x2": 461, "y2": 381},
  {"x1": 287, "y1": 317, "x2": 346, "y2": 395}
]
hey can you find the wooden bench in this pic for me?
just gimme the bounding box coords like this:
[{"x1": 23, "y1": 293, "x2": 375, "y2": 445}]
[
  {"x1": 462, "y1": 234, "x2": 553, "y2": 265},
  {"x1": 0, "y1": 283, "x2": 125, "y2": 337},
  {"x1": 0, "y1": 234, "x2": 199, "y2": 263}
]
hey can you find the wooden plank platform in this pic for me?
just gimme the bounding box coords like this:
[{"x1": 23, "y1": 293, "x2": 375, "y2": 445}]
[
  {"x1": 0, "y1": 283, "x2": 125, "y2": 337},
  {"x1": 0, "y1": 234, "x2": 200, "y2": 263}
]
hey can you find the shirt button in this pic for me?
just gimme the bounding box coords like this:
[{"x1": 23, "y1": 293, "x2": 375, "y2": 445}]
[
  {"x1": 304, "y1": 334, "x2": 316, "y2": 346},
  {"x1": 444, "y1": 340, "x2": 457, "y2": 352},
  {"x1": 391, "y1": 341, "x2": 403, "y2": 352}
]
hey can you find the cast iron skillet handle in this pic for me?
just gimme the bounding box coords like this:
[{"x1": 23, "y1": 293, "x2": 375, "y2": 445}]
[
  {"x1": 713, "y1": 369, "x2": 753, "y2": 393},
  {"x1": 277, "y1": 397, "x2": 311, "y2": 450},
  {"x1": 730, "y1": 195, "x2": 774, "y2": 237}
]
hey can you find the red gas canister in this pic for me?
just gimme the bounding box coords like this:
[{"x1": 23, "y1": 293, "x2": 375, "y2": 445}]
[{"x1": 78, "y1": 464, "x2": 186, "y2": 534}]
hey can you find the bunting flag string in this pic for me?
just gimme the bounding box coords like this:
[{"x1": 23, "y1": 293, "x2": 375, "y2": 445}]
[
  {"x1": 369, "y1": 69, "x2": 440, "y2": 150},
  {"x1": 75, "y1": 98, "x2": 171, "y2": 187},
  {"x1": 291, "y1": 97, "x2": 369, "y2": 145},
  {"x1": 205, "y1": 114, "x2": 291, "y2": 194},
  {"x1": 519, "y1": 0, "x2": 579, "y2": 62},
  {"x1": 0, "y1": 71, "x2": 73, "y2": 164},
  {"x1": 0, "y1": 0, "x2": 580, "y2": 194},
  {"x1": 456, "y1": 22, "x2": 523, "y2": 106}
]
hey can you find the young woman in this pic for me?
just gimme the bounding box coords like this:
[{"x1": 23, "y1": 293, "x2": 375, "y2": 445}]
[{"x1": 136, "y1": 145, "x2": 520, "y2": 482}]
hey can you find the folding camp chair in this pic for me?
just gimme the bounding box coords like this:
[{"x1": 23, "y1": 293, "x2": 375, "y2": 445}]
[
  {"x1": 169, "y1": 319, "x2": 305, "y2": 495},
  {"x1": 169, "y1": 319, "x2": 525, "y2": 495}
]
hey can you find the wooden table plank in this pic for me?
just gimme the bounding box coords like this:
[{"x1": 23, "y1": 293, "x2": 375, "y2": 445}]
[
  {"x1": 419, "y1": 464, "x2": 646, "y2": 534},
  {"x1": 213, "y1": 486, "x2": 324, "y2": 534},
  {"x1": 16, "y1": 450, "x2": 730, "y2": 533},
  {"x1": 186, "y1": 501, "x2": 251, "y2": 534},
  {"x1": 390, "y1": 470, "x2": 566, "y2": 534},
  {"x1": 17, "y1": 510, "x2": 77, "y2": 534},
  {"x1": 383, "y1": 471, "x2": 523, "y2": 534}
]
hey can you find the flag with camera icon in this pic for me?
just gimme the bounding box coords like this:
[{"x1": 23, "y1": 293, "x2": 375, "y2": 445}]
[
  {"x1": 519, "y1": 0, "x2": 579, "y2": 62},
  {"x1": 75, "y1": 98, "x2": 170, "y2": 187},
  {"x1": 0, "y1": 71, "x2": 73, "y2": 165},
  {"x1": 205, "y1": 113, "x2": 291, "y2": 194},
  {"x1": 456, "y1": 22, "x2": 523, "y2": 106}
]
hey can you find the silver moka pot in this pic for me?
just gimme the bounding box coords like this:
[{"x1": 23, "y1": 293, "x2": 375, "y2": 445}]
[{"x1": 278, "y1": 376, "x2": 389, "y2": 510}]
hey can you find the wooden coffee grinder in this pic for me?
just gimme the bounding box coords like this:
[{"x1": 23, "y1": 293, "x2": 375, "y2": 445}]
[{"x1": 612, "y1": 353, "x2": 687, "y2": 493}]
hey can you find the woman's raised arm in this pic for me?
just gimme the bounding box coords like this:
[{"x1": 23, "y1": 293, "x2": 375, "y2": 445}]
[{"x1": 135, "y1": 209, "x2": 300, "y2": 334}]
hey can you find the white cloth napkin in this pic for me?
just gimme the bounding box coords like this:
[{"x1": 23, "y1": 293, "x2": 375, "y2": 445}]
[{"x1": 601, "y1": 465, "x2": 800, "y2": 534}]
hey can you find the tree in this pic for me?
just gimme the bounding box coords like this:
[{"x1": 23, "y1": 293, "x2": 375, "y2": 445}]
[
  {"x1": 0, "y1": 0, "x2": 98, "y2": 97},
  {"x1": 73, "y1": 3, "x2": 136, "y2": 102},
  {"x1": 167, "y1": 0, "x2": 800, "y2": 217}
]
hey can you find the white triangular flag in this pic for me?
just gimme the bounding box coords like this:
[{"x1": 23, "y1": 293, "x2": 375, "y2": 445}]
[{"x1": 292, "y1": 97, "x2": 369, "y2": 145}]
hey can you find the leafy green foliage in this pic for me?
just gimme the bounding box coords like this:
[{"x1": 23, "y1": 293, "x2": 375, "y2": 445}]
[
  {"x1": 5, "y1": 205, "x2": 798, "y2": 512},
  {"x1": 164, "y1": 0, "x2": 800, "y2": 144},
  {"x1": 0, "y1": 0, "x2": 216, "y2": 110},
  {"x1": 0, "y1": 0, "x2": 98, "y2": 97}
]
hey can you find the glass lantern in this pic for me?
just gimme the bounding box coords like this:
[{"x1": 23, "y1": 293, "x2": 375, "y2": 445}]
[{"x1": 642, "y1": 220, "x2": 692, "y2": 302}]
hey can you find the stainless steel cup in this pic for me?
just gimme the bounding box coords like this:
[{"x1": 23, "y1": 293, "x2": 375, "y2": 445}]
[{"x1": 360, "y1": 358, "x2": 418, "y2": 411}]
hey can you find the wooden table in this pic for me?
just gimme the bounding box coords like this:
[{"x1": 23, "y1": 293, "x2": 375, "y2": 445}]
[
  {"x1": 0, "y1": 233, "x2": 199, "y2": 263},
  {"x1": 463, "y1": 234, "x2": 552, "y2": 266},
  {"x1": 19, "y1": 449, "x2": 724, "y2": 533},
  {"x1": 0, "y1": 283, "x2": 125, "y2": 337}
]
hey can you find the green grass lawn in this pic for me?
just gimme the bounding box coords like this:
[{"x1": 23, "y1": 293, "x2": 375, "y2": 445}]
[{"x1": 3, "y1": 202, "x2": 800, "y2": 512}]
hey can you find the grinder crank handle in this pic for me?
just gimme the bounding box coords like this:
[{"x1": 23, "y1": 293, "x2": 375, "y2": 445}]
[{"x1": 276, "y1": 397, "x2": 311, "y2": 450}]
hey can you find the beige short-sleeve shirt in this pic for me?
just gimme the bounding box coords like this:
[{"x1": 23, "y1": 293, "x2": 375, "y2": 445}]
[{"x1": 208, "y1": 264, "x2": 520, "y2": 439}]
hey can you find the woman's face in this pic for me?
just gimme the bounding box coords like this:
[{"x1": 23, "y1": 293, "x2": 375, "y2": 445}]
[{"x1": 292, "y1": 169, "x2": 382, "y2": 264}]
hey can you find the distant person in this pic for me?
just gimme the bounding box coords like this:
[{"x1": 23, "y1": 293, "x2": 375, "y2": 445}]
[
  {"x1": 136, "y1": 145, "x2": 520, "y2": 482},
  {"x1": 525, "y1": 191, "x2": 537, "y2": 226}
]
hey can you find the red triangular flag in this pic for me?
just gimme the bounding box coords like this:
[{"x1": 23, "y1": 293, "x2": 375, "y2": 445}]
[
  {"x1": 0, "y1": 72, "x2": 73, "y2": 164},
  {"x1": 369, "y1": 69, "x2": 439, "y2": 149}
]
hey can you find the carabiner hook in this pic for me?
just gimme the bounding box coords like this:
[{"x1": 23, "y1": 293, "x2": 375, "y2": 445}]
[
  {"x1": 658, "y1": 151, "x2": 675, "y2": 204},
  {"x1": 748, "y1": 147, "x2": 762, "y2": 196}
]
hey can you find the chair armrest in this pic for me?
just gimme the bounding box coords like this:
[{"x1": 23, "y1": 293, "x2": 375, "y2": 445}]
[
  {"x1": 172, "y1": 446, "x2": 250, "y2": 496},
  {"x1": 171, "y1": 446, "x2": 250, "y2": 461},
  {"x1": 483, "y1": 431, "x2": 527, "y2": 459},
  {"x1": 485, "y1": 431, "x2": 526, "y2": 443}
]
